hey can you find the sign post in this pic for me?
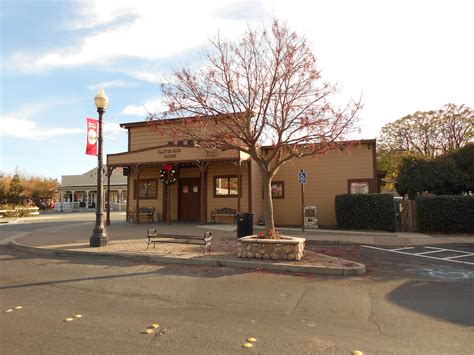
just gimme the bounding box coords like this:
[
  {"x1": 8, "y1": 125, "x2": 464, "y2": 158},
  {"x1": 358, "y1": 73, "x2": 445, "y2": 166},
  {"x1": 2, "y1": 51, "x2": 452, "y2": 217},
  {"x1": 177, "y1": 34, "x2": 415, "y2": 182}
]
[{"x1": 298, "y1": 169, "x2": 306, "y2": 233}]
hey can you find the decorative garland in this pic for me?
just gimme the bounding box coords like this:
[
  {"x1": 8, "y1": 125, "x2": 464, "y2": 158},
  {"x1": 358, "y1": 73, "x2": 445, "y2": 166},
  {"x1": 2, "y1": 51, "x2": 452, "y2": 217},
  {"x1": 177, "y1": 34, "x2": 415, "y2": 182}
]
[{"x1": 160, "y1": 164, "x2": 177, "y2": 185}]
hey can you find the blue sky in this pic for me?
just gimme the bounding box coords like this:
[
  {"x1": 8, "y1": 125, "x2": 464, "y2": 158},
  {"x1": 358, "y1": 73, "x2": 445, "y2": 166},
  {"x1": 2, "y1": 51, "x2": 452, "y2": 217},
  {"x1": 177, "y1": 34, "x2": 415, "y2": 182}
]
[{"x1": 1, "y1": 0, "x2": 473, "y2": 181}]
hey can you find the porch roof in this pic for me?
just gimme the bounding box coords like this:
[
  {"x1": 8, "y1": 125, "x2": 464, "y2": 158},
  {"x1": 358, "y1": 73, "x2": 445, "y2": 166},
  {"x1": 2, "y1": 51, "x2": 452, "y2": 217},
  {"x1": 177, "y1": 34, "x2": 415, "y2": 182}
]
[{"x1": 107, "y1": 145, "x2": 250, "y2": 167}]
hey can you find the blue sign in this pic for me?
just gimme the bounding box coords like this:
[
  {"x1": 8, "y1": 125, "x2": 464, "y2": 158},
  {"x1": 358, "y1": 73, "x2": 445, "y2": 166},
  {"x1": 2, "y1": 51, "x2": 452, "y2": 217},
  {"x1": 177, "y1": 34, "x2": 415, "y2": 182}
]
[{"x1": 298, "y1": 170, "x2": 306, "y2": 184}]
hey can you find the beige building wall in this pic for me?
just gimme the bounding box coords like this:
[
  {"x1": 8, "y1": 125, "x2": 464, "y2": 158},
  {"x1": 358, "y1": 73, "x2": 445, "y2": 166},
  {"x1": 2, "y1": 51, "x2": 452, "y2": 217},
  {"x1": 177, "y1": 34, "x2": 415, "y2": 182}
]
[
  {"x1": 271, "y1": 143, "x2": 375, "y2": 226},
  {"x1": 129, "y1": 125, "x2": 173, "y2": 150}
]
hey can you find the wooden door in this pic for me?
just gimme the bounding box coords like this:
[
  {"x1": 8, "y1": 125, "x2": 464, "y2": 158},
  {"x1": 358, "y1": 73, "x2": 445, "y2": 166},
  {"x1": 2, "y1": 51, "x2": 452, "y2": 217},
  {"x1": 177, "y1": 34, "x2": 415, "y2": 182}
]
[{"x1": 179, "y1": 178, "x2": 201, "y2": 221}]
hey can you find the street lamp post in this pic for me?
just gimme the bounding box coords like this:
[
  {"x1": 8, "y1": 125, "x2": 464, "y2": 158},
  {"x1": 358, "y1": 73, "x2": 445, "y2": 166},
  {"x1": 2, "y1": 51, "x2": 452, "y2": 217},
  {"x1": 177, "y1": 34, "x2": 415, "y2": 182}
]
[{"x1": 90, "y1": 89, "x2": 109, "y2": 247}]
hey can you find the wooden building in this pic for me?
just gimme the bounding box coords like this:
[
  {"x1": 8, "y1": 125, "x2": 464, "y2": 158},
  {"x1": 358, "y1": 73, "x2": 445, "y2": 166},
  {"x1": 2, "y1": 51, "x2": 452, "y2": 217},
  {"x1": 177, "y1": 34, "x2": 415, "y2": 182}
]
[{"x1": 106, "y1": 117, "x2": 379, "y2": 227}]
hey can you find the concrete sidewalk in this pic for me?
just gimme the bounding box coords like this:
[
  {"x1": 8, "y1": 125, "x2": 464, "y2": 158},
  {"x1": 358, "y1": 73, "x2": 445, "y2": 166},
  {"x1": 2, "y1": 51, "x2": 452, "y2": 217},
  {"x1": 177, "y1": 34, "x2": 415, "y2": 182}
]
[{"x1": 7, "y1": 220, "x2": 366, "y2": 276}]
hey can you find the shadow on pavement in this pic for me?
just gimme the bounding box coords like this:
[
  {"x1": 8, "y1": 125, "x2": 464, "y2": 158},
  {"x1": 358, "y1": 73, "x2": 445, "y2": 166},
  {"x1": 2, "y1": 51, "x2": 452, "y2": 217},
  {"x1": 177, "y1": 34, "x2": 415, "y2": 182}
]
[
  {"x1": 0, "y1": 246, "x2": 250, "y2": 291},
  {"x1": 387, "y1": 280, "x2": 474, "y2": 326}
]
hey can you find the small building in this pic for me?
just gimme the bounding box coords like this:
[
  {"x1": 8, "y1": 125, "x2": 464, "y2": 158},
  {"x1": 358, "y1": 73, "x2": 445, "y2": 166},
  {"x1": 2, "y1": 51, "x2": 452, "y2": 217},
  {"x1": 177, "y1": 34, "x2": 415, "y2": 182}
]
[
  {"x1": 107, "y1": 117, "x2": 379, "y2": 227},
  {"x1": 58, "y1": 167, "x2": 127, "y2": 211}
]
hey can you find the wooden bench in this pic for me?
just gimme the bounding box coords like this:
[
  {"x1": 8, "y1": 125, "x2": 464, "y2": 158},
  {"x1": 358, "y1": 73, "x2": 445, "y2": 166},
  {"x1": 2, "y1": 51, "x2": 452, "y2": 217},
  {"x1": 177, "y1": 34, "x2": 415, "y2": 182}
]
[
  {"x1": 146, "y1": 229, "x2": 212, "y2": 254},
  {"x1": 210, "y1": 207, "x2": 237, "y2": 224},
  {"x1": 128, "y1": 207, "x2": 155, "y2": 223}
]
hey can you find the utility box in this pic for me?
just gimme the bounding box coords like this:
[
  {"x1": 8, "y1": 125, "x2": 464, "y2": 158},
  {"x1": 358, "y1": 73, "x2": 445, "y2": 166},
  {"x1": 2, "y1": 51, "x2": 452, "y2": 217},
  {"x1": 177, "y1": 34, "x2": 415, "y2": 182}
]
[{"x1": 304, "y1": 206, "x2": 318, "y2": 229}]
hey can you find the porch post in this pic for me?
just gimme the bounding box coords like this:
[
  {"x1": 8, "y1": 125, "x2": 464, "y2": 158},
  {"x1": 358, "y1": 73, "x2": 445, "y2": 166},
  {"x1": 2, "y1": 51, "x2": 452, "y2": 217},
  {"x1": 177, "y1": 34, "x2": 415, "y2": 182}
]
[
  {"x1": 236, "y1": 160, "x2": 241, "y2": 213},
  {"x1": 247, "y1": 160, "x2": 252, "y2": 213},
  {"x1": 71, "y1": 190, "x2": 76, "y2": 205},
  {"x1": 85, "y1": 190, "x2": 90, "y2": 209},
  {"x1": 197, "y1": 162, "x2": 209, "y2": 224},
  {"x1": 135, "y1": 165, "x2": 142, "y2": 224},
  {"x1": 106, "y1": 167, "x2": 114, "y2": 225},
  {"x1": 118, "y1": 189, "x2": 123, "y2": 211}
]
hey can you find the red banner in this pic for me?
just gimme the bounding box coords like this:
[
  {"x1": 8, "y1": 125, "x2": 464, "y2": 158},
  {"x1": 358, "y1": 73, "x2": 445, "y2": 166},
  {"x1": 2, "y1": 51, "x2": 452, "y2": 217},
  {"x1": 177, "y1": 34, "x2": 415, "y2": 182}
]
[{"x1": 86, "y1": 118, "x2": 98, "y2": 156}]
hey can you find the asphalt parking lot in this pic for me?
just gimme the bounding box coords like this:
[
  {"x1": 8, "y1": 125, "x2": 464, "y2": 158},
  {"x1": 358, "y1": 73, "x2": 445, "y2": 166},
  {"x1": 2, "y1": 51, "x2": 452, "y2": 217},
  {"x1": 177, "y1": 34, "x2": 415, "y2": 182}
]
[{"x1": 309, "y1": 244, "x2": 474, "y2": 281}]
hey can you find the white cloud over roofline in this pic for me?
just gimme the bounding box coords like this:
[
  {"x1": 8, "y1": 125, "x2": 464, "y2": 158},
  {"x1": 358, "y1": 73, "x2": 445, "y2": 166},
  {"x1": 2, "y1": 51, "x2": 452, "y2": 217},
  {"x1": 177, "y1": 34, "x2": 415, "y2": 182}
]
[{"x1": 122, "y1": 97, "x2": 167, "y2": 116}]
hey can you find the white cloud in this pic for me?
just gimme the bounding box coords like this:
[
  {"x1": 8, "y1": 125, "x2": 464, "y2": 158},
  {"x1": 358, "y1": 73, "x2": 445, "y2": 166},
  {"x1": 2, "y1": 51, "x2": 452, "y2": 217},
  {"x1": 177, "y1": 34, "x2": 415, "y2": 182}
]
[
  {"x1": 103, "y1": 120, "x2": 127, "y2": 139},
  {"x1": 121, "y1": 69, "x2": 165, "y2": 84},
  {"x1": 88, "y1": 80, "x2": 138, "y2": 91},
  {"x1": 3, "y1": 0, "x2": 267, "y2": 73},
  {"x1": 0, "y1": 116, "x2": 84, "y2": 139},
  {"x1": 122, "y1": 97, "x2": 167, "y2": 116}
]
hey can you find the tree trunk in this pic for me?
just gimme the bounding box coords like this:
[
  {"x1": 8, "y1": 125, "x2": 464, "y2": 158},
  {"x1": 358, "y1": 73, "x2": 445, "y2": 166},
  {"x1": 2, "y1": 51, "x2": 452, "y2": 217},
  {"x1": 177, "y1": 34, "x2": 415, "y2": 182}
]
[{"x1": 260, "y1": 167, "x2": 275, "y2": 231}]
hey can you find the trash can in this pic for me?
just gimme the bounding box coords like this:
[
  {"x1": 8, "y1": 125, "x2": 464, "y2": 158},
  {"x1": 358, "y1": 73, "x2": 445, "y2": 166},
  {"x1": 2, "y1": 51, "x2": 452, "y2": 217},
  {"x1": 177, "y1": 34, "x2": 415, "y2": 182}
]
[{"x1": 237, "y1": 213, "x2": 254, "y2": 238}]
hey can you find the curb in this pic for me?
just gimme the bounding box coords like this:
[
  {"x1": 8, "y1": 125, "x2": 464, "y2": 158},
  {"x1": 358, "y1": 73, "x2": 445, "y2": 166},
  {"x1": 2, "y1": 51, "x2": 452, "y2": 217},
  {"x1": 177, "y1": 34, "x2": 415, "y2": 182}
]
[
  {"x1": 305, "y1": 239, "x2": 474, "y2": 247},
  {"x1": 9, "y1": 241, "x2": 365, "y2": 276}
]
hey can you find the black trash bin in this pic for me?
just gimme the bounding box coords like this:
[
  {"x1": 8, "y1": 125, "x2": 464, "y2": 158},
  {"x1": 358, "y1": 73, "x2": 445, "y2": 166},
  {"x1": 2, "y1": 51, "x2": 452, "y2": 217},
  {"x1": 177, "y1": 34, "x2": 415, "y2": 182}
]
[{"x1": 237, "y1": 213, "x2": 254, "y2": 238}]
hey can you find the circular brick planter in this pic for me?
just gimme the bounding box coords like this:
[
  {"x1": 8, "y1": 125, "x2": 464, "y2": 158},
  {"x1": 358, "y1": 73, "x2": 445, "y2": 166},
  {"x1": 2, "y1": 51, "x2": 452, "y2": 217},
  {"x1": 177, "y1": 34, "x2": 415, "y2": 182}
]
[{"x1": 237, "y1": 235, "x2": 306, "y2": 261}]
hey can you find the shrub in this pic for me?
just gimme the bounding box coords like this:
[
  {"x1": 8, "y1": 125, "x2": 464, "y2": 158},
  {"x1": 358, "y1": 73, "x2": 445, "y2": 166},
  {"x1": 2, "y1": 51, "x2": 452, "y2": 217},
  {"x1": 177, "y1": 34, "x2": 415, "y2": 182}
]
[
  {"x1": 0, "y1": 204, "x2": 35, "y2": 218},
  {"x1": 416, "y1": 195, "x2": 474, "y2": 233},
  {"x1": 335, "y1": 194, "x2": 396, "y2": 232}
]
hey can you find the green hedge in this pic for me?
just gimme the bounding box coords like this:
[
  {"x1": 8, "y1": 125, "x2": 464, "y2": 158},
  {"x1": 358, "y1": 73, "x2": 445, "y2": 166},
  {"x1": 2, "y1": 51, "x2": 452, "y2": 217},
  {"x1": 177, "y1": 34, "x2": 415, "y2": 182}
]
[
  {"x1": 416, "y1": 196, "x2": 474, "y2": 233},
  {"x1": 335, "y1": 194, "x2": 396, "y2": 232}
]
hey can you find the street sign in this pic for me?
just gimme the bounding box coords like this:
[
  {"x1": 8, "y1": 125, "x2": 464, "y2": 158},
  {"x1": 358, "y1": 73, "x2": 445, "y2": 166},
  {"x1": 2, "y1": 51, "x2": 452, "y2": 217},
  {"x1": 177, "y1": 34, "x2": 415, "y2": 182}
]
[{"x1": 298, "y1": 169, "x2": 306, "y2": 184}]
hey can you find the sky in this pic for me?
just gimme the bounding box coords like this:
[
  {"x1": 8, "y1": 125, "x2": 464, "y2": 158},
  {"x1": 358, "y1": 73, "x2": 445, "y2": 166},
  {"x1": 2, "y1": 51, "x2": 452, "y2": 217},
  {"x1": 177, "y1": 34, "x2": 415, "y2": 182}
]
[{"x1": 1, "y1": 0, "x2": 473, "y2": 181}]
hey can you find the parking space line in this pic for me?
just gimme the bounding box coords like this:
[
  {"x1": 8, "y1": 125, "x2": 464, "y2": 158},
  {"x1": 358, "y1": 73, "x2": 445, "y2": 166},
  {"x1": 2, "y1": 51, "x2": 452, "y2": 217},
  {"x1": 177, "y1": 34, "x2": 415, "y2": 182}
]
[
  {"x1": 425, "y1": 246, "x2": 473, "y2": 254},
  {"x1": 391, "y1": 247, "x2": 415, "y2": 251},
  {"x1": 361, "y1": 245, "x2": 474, "y2": 266},
  {"x1": 415, "y1": 249, "x2": 448, "y2": 255},
  {"x1": 444, "y1": 253, "x2": 474, "y2": 260}
]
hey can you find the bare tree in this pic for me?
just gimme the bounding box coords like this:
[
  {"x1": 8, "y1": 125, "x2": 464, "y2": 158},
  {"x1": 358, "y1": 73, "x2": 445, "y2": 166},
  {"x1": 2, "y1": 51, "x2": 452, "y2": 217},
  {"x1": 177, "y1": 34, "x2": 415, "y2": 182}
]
[
  {"x1": 437, "y1": 104, "x2": 474, "y2": 153},
  {"x1": 149, "y1": 19, "x2": 361, "y2": 231},
  {"x1": 379, "y1": 104, "x2": 473, "y2": 158}
]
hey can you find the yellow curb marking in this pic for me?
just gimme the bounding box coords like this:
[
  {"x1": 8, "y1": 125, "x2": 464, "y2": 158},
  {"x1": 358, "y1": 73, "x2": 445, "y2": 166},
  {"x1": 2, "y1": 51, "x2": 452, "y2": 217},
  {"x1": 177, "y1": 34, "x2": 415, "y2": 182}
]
[
  {"x1": 242, "y1": 343, "x2": 253, "y2": 348},
  {"x1": 247, "y1": 337, "x2": 257, "y2": 342},
  {"x1": 74, "y1": 314, "x2": 82, "y2": 318},
  {"x1": 14, "y1": 306, "x2": 23, "y2": 309},
  {"x1": 150, "y1": 323, "x2": 159, "y2": 328},
  {"x1": 64, "y1": 317, "x2": 74, "y2": 322},
  {"x1": 5, "y1": 309, "x2": 13, "y2": 313}
]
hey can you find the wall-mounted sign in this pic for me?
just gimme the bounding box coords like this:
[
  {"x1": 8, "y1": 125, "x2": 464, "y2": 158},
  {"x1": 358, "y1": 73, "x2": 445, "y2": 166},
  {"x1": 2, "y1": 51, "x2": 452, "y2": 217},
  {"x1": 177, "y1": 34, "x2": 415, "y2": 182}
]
[
  {"x1": 157, "y1": 148, "x2": 182, "y2": 159},
  {"x1": 350, "y1": 182, "x2": 369, "y2": 194}
]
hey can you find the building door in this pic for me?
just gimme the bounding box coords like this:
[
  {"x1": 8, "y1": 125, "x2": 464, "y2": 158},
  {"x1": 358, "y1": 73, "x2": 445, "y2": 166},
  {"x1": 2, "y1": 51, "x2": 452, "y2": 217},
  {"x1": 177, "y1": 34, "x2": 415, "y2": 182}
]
[{"x1": 179, "y1": 178, "x2": 201, "y2": 221}]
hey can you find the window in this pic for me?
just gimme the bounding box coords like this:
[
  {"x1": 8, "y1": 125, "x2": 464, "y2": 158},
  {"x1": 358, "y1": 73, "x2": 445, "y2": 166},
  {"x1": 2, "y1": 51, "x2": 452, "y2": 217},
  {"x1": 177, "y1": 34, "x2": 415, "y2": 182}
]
[
  {"x1": 271, "y1": 181, "x2": 285, "y2": 199},
  {"x1": 261, "y1": 181, "x2": 285, "y2": 199},
  {"x1": 134, "y1": 179, "x2": 158, "y2": 199},
  {"x1": 350, "y1": 181, "x2": 369, "y2": 194},
  {"x1": 214, "y1": 176, "x2": 239, "y2": 197}
]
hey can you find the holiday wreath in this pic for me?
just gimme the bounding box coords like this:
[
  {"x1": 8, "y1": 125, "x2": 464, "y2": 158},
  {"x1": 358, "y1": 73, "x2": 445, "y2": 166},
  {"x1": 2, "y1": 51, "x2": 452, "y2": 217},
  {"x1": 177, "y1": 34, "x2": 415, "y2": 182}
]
[{"x1": 160, "y1": 164, "x2": 177, "y2": 185}]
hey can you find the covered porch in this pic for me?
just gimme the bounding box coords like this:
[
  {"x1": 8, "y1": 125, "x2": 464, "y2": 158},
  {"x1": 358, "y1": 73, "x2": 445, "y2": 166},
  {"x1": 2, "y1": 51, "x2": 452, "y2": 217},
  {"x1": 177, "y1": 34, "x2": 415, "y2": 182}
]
[{"x1": 106, "y1": 144, "x2": 253, "y2": 225}]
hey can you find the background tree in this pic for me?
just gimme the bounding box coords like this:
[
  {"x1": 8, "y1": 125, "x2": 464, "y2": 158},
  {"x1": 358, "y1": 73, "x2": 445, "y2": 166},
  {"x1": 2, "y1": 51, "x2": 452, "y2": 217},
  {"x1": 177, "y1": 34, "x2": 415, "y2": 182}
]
[
  {"x1": 149, "y1": 19, "x2": 361, "y2": 231},
  {"x1": 0, "y1": 175, "x2": 7, "y2": 203},
  {"x1": 0, "y1": 171, "x2": 59, "y2": 207},
  {"x1": 7, "y1": 172, "x2": 24, "y2": 204},
  {"x1": 378, "y1": 103, "x2": 473, "y2": 191},
  {"x1": 379, "y1": 104, "x2": 473, "y2": 158}
]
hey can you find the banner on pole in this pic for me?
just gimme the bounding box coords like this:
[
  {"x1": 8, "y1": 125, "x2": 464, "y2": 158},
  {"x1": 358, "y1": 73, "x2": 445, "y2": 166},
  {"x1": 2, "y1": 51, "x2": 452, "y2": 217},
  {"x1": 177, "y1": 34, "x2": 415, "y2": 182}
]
[{"x1": 86, "y1": 117, "x2": 98, "y2": 156}]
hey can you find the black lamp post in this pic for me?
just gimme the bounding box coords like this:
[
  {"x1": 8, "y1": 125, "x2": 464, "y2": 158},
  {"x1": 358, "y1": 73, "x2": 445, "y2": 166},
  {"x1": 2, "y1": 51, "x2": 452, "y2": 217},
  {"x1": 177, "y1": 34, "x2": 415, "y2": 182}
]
[{"x1": 90, "y1": 89, "x2": 109, "y2": 247}]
